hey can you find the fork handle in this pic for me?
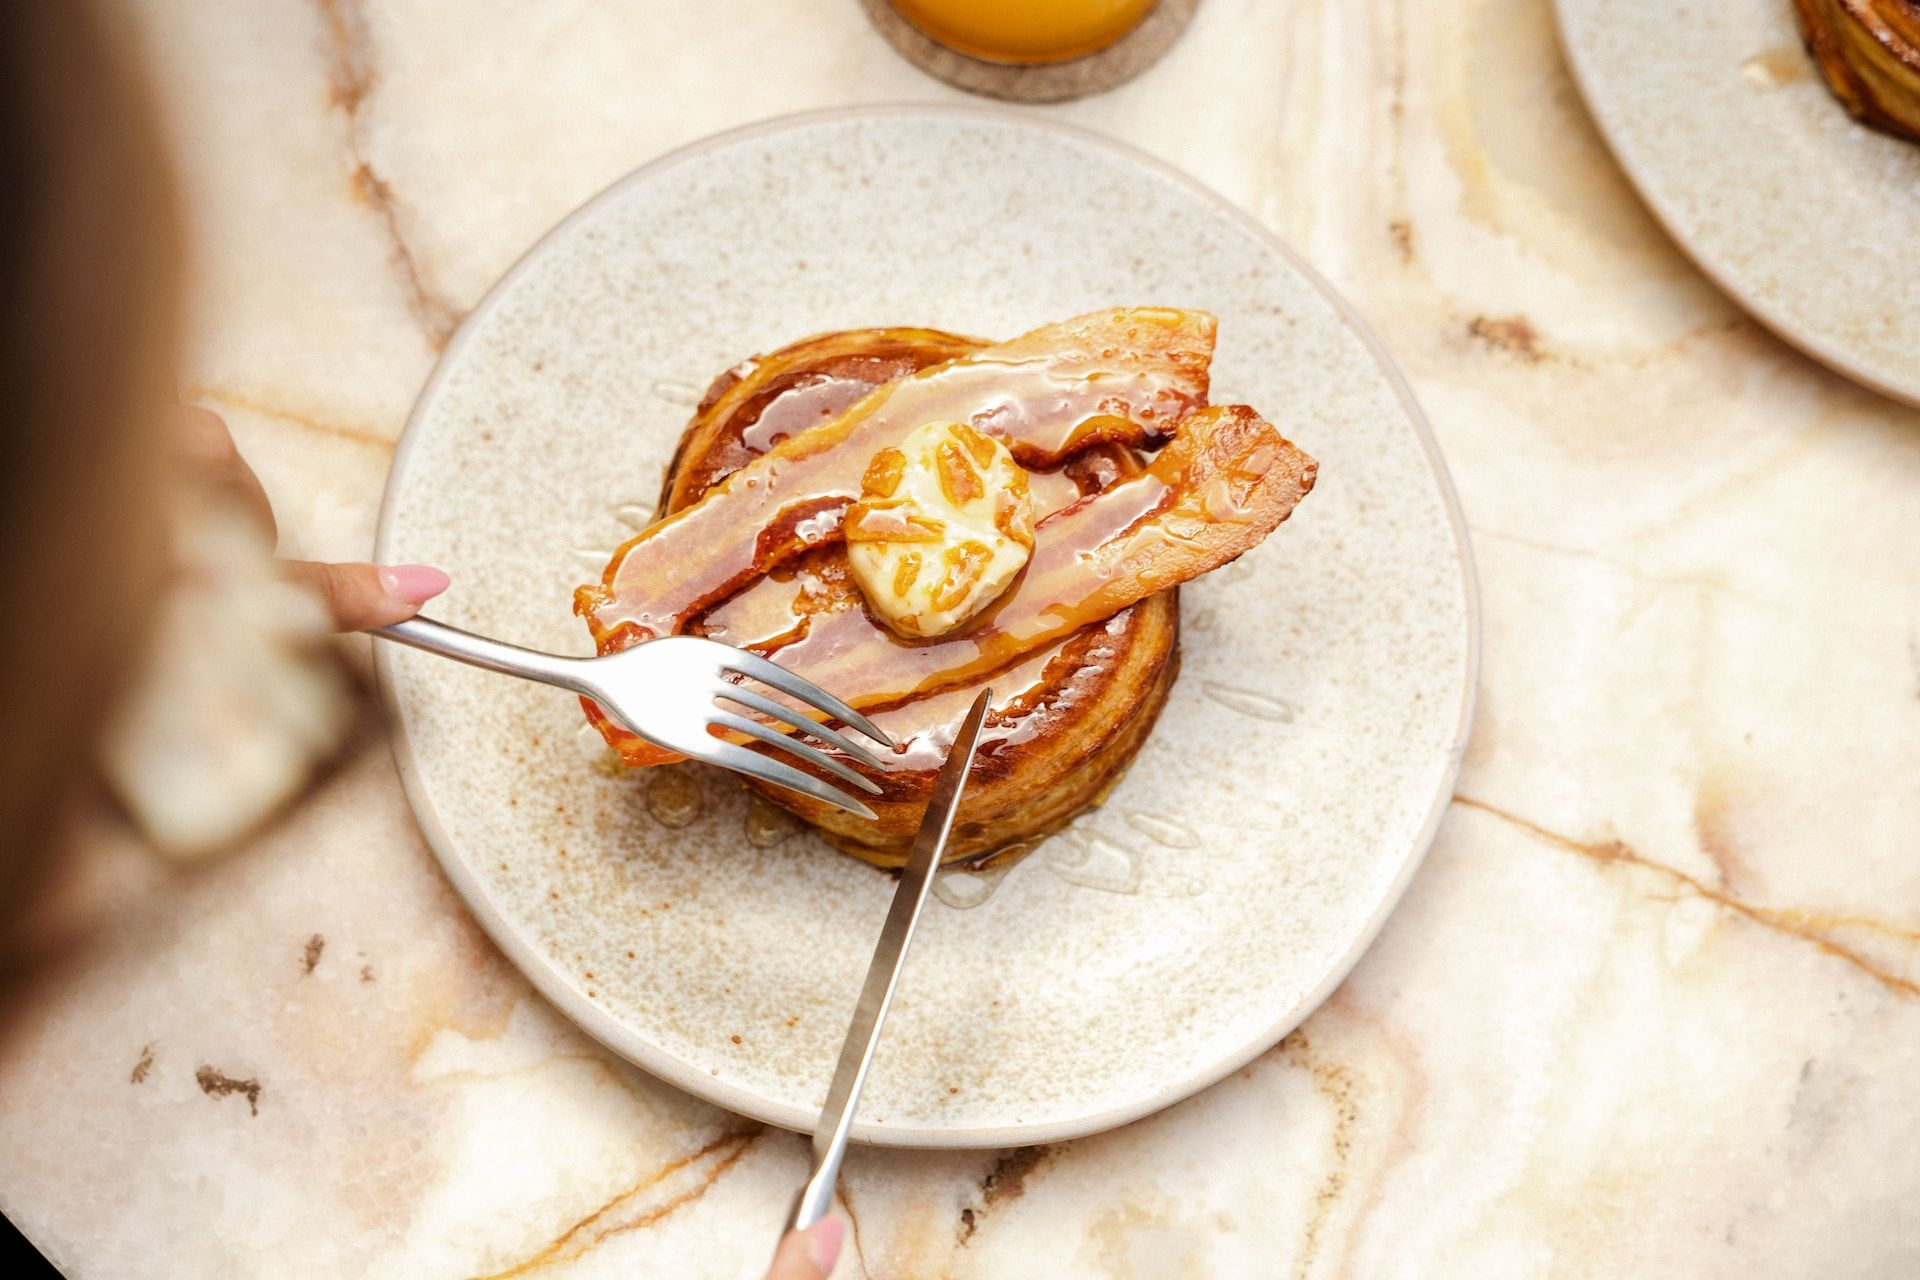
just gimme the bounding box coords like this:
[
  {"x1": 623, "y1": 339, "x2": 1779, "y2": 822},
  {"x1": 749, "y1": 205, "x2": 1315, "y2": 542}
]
[{"x1": 374, "y1": 616, "x2": 596, "y2": 696}]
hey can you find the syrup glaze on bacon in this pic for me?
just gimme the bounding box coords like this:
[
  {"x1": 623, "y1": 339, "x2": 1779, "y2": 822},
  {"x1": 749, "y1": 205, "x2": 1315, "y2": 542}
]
[{"x1": 658, "y1": 328, "x2": 984, "y2": 513}]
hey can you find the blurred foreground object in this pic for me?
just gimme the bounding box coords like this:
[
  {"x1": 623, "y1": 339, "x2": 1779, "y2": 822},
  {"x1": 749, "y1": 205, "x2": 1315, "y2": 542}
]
[
  {"x1": 862, "y1": 0, "x2": 1197, "y2": 101},
  {"x1": 98, "y1": 478, "x2": 356, "y2": 860},
  {"x1": 0, "y1": 1, "x2": 179, "y2": 932},
  {"x1": 1796, "y1": 0, "x2": 1920, "y2": 141}
]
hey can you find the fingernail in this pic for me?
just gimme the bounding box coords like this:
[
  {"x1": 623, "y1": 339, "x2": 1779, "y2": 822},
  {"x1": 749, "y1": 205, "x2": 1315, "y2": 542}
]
[
  {"x1": 806, "y1": 1216, "x2": 844, "y2": 1273},
  {"x1": 379, "y1": 563, "x2": 450, "y2": 605}
]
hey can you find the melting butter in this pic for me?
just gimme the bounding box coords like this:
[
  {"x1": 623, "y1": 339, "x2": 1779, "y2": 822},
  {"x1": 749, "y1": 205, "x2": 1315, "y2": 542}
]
[{"x1": 844, "y1": 421, "x2": 1035, "y2": 638}]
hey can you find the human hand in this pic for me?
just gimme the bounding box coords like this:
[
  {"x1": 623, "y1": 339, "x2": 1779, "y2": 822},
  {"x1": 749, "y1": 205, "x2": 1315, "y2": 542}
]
[
  {"x1": 174, "y1": 406, "x2": 448, "y2": 628},
  {"x1": 764, "y1": 1217, "x2": 844, "y2": 1279}
]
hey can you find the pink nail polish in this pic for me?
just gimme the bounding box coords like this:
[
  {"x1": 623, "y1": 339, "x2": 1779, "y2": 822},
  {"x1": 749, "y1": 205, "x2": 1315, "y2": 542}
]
[
  {"x1": 379, "y1": 564, "x2": 450, "y2": 605},
  {"x1": 806, "y1": 1216, "x2": 845, "y2": 1273}
]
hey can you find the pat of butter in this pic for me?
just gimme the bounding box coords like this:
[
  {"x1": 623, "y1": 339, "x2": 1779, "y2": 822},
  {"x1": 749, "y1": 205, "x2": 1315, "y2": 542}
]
[{"x1": 844, "y1": 421, "x2": 1035, "y2": 639}]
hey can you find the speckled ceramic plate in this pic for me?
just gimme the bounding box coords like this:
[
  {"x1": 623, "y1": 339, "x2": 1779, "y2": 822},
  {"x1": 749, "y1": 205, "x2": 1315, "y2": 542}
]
[
  {"x1": 375, "y1": 106, "x2": 1476, "y2": 1148},
  {"x1": 1557, "y1": 0, "x2": 1920, "y2": 406}
]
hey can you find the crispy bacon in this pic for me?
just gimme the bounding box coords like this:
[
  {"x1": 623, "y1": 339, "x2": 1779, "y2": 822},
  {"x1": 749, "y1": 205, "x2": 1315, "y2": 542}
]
[{"x1": 585, "y1": 402, "x2": 1314, "y2": 765}]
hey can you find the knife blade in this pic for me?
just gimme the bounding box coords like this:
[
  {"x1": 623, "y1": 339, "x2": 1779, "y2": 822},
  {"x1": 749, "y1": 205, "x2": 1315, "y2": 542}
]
[{"x1": 783, "y1": 687, "x2": 993, "y2": 1235}]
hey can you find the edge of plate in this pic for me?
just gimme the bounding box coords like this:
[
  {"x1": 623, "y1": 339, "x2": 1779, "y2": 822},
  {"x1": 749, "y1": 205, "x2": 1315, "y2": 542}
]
[
  {"x1": 373, "y1": 102, "x2": 1481, "y2": 1149},
  {"x1": 1551, "y1": 0, "x2": 1920, "y2": 409}
]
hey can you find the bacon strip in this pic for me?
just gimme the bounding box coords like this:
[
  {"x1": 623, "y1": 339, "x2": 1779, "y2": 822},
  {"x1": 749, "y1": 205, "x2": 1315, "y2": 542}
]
[{"x1": 574, "y1": 308, "x2": 1216, "y2": 649}]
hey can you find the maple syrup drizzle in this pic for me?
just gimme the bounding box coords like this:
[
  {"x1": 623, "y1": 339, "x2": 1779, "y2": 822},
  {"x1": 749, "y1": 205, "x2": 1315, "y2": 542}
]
[
  {"x1": 695, "y1": 442, "x2": 1125, "y2": 653},
  {"x1": 739, "y1": 373, "x2": 883, "y2": 454},
  {"x1": 735, "y1": 469, "x2": 1173, "y2": 707}
]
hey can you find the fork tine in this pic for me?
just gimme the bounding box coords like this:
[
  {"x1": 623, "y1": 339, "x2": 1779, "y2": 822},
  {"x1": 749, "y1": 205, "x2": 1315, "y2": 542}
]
[
  {"x1": 714, "y1": 686, "x2": 891, "y2": 772},
  {"x1": 719, "y1": 650, "x2": 894, "y2": 748},
  {"x1": 708, "y1": 711, "x2": 884, "y2": 795},
  {"x1": 696, "y1": 740, "x2": 879, "y2": 820}
]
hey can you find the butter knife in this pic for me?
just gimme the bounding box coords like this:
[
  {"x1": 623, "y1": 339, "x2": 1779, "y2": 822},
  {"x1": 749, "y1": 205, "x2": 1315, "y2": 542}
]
[{"x1": 783, "y1": 687, "x2": 993, "y2": 1234}]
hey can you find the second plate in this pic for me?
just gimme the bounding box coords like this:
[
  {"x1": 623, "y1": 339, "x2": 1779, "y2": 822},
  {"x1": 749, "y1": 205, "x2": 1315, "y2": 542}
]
[{"x1": 1558, "y1": 0, "x2": 1920, "y2": 406}]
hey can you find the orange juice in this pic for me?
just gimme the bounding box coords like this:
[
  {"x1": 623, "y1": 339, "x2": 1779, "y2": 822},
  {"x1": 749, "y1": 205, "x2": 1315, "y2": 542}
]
[{"x1": 890, "y1": 0, "x2": 1160, "y2": 64}]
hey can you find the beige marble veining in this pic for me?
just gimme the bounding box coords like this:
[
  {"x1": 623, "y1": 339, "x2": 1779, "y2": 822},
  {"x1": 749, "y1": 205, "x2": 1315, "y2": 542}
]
[{"x1": 0, "y1": 0, "x2": 1914, "y2": 1276}]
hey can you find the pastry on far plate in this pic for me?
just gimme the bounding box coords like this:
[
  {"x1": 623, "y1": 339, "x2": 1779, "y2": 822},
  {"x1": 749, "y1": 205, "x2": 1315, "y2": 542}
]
[
  {"x1": 1796, "y1": 0, "x2": 1920, "y2": 141},
  {"x1": 574, "y1": 308, "x2": 1317, "y2": 868}
]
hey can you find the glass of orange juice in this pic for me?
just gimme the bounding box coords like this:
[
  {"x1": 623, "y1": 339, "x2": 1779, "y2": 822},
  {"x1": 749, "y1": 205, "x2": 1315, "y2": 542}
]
[{"x1": 890, "y1": 0, "x2": 1160, "y2": 64}]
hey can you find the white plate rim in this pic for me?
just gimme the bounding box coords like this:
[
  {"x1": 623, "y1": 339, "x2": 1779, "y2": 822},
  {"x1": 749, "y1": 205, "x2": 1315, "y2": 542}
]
[
  {"x1": 1552, "y1": 0, "x2": 1920, "y2": 409},
  {"x1": 373, "y1": 103, "x2": 1481, "y2": 1148}
]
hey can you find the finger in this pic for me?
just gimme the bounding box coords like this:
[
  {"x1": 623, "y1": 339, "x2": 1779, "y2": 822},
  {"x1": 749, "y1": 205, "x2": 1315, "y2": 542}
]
[
  {"x1": 765, "y1": 1218, "x2": 844, "y2": 1280},
  {"x1": 173, "y1": 405, "x2": 276, "y2": 537},
  {"x1": 283, "y1": 560, "x2": 449, "y2": 632}
]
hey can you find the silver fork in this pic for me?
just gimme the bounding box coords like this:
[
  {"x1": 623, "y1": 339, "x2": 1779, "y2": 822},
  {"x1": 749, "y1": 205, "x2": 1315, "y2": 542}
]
[{"x1": 375, "y1": 617, "x2": 893, "y2": 818}]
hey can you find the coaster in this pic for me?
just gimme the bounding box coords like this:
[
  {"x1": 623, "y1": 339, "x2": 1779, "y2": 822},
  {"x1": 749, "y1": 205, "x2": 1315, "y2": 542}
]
[{"x1": 861, "y1": 0, "x2": 1201, "y2": 103}]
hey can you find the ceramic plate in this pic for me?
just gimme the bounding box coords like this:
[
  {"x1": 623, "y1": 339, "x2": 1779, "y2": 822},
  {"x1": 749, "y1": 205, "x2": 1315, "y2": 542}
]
[
  {"x1": 375, "y1": 107, "x2": 1476, "y2": 1148},
  {"x1": 1557, "y1": 0, "x2": 1920, "y2": 406}
]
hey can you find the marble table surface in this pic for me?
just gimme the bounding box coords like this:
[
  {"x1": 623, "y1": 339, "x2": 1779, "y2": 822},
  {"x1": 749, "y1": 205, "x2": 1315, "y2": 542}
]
[{"x1": 4, "y1": 1, "x2": 1916, "y2": 1276}]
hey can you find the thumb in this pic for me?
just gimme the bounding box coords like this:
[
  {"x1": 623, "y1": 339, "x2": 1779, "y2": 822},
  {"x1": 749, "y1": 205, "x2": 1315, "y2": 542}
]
[
  {"x1": 284, "y1": 561, "x2": 449, "y2": 632},
  {"x1": 765, "y1": 1217, "x2": 844, "y2": 1280}
]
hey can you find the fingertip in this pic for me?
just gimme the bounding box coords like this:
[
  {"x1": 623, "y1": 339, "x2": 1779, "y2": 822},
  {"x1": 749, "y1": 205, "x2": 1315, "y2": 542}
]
[
  {"x1": 767, "y1": 1216, "x2": 844, "y2": 1280},
  {"x1": 805, "y1": 1216, "x2": 844, "y2": 1274},
  {"x1": 378, "y1": 564, "x2": 450, "y2": 607}
]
